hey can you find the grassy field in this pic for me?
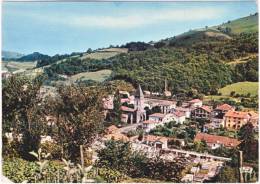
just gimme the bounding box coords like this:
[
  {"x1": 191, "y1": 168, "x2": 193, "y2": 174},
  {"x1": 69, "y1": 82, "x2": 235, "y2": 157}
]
[
  {"x1": 69, "y1": 69, "x2": 112, "y2": 82},
  {"x1": 2, "y1": 61, "x2": 37, "y2": 72},
  {"x1": 204, "y1": 95, "x2": 239, "y2": 102},
  {"x1": 80, "y1": 48, "x2": 128, "y2": 60},
  {"x1": 213, "y1": 14, "x2": 258, "y2": 34},
  {"x1": 218, "y1": 82, "x2": 258, "y2": 96}
]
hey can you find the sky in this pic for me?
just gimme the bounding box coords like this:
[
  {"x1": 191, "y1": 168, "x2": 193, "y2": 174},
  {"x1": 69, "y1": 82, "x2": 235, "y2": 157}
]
[{"x1": 2, "y1": 1, "x2": 258, "y2": 56}]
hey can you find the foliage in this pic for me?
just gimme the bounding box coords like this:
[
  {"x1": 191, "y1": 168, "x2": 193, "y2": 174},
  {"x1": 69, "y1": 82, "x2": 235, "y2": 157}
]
[
  {"x1": 97, "y1": 140, "x2": 185, "y2": 181},
  {"x1": 44, "y1": 57, "x2": 112, "y2": 76},
  {"x1": 2, "y1": 136, "x2": 20, "y2": 158},
  {"x1": 3, "y1": 158, "x2": 67, "y2": 183},
  {"x1": 215, "y1": 166, "x2": 239, "y2": 183},
  {"x1": 2, "y1": 75, "x2": 45, "y2": 160},
  {"x1": 238, "y1": 123, "x2": 258, "y2": 161},
  {"x1": 43, "y1": 85, "x2": 109, "y2": 161},
  {"x1": 112, "y1": 90, "x2": 122, "y2": 125},
  {"x1": 40, "y1": 142, "x2": 63, "y2": 160},
  {"x1": 218, "y1": 81, "x2": 258, "y2": 97},
  {"x1": 231, "y1": 58, "x2": 258, "y2": 82}
]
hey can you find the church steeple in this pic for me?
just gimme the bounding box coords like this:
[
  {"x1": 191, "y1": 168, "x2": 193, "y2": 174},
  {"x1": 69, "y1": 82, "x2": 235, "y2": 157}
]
[
  {"x1": 134, "y1": 84, "x2": 144, "y2": 98},
  {"x1": 164, "y1": 79, "x2": 172, "y2": 97},
  {"x1": 134, "y1": 84, "x2": 146, "y2": 123},
  {"x1": 164, "y1": 79, "x2": 168, "y2": 92}
]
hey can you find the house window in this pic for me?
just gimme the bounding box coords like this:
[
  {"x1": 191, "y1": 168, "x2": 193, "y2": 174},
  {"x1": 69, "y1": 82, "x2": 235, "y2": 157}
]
[{"x1": 228, "y1": 124, "x2": 230, "y2": 127}]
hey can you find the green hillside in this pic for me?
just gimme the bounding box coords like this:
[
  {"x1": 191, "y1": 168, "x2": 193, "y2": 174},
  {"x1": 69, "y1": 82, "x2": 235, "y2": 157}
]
[
  {"x1": 162, "y1": 13, "x2": 258, "y2": 47},
  {"x1": 218, "y1": 82, "x2": 258, "y2": 96},
  {"x1": 214, "y1": 13, "x2": 258, "y2": 34},
  {"x1": 40, "y1": 14, "x2": 258, "y2": 95}
]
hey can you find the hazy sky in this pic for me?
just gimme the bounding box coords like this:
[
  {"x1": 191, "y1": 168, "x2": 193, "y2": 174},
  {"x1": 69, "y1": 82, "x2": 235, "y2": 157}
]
[{"x1": 2, "y1": 1, "x2": 258, "y2": 55}]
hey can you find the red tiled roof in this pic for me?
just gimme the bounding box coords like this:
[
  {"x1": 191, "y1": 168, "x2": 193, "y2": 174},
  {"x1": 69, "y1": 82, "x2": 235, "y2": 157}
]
[
  {"x1": 175, "y1": 107, "x2": 190, "y2": 112},
  {"x1": 200, "y1": 105, "x2": 212, "y2": 113},
  {"x1": 173, "y1": 111, "x2": 186, "y2": 117},
  {"x1": 216, "y1": 104, "x2": 234, "y2": 111},
  {"x1": 194, "y1": 133, "x2": 240, "y2": 147},
  {"x1": 121, "y1": 106, "x2": 135, "y2": 112},
  {"x1": 224, "y1": 111, "x2": 250, "y2": 119},
  {"x1": 143, "y1": 120, "x2": 157, "y2": 124},
  {"x1": 189, "y1": 99, "x2": 202, "y2": 103},
  {"x1": 158, "y1": 100, "x2": 175, "y2": 106},
  {"x1": 149, "y1": 113, "x2": 166, "y2": 118}
]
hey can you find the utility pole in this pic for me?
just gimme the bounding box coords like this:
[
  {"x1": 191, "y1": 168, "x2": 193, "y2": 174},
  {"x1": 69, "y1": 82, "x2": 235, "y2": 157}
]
[
  {"x1": 80, "y1": 145, "x2": 84, "y2": 169},
  {"x1": 239, "y1": 151, "x2": 244, "y2": 183}
]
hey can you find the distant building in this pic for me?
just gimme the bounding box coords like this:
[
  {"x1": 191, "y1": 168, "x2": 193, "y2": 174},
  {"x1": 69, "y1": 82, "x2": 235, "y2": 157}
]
[
  {"x1": 173, "y1": 107, "x2": 192, "y2": 118},
  {"x1": 194, "y1": 133, "x2": 240, "y2": 149},
  {"x1": 148, "y1": 113, "x2": 175, "y2": 123},
  {"x1": 192, "y1": 106, "x2": 212, "y2": 120},
  {"x1": 120, "y1": 85, "x2": 146, "y2": 124},
  {"x1": 223, "y1": 111, "x2": 250, "y2": 130},
  {"x1": 142, "y1": 135, "x2": 168, "y2": 149},
  {"x1": 188, "y1": 99, "x2": 203, "y2": 108},
  {"x1": 172, "y1": 111, "x2": 186, "y2": 124},
  {"x1": 163, "y1": 79, "x2": 172, "y2": 97},
  {"x1": 142, "y1": 120, "x2": 159, "y2": 132},
  {"x1": 210, "y1": 104, "x2": 235, "y2": 128}
]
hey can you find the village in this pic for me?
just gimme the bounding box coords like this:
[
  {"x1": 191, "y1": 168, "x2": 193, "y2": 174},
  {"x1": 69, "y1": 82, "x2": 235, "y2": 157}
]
[
  {"x1": 101, "y1": 83, "x2": 258, "y2": 182},
  {"x1": 3, "y1": 78, "x2": 258, "y2": 183}
]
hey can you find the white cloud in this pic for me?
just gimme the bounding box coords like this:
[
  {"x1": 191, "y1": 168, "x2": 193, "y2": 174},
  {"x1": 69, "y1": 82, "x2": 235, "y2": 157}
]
[
  {"x1": 68, "y1": 7, "x2": 225, "y2": 29},
  {"x1": 5, "y1": 7, "x2": 226, "y2": 29}
]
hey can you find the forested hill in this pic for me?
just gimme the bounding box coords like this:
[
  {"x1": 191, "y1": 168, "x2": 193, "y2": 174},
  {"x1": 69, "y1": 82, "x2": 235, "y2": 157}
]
[{"x1": 42, "y1": 13, "x2": 258, "y2": 95}]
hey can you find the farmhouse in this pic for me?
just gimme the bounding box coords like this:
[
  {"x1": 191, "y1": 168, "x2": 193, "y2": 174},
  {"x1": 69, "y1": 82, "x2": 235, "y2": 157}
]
[
  {"x1": 148, "y1": 113, "x2": 175, "y2": 123},
  {"x1": 194, "y1": 133, "x2": 240, "y2": 149},
  {"x1": 223, "y1": 111, "x2": 250, "y2": 130},
  {"x1": 210, "y1": 104, "x2": 235, "y2": 128},
  {"x1": 192, "y1": 106, "x2": 212, "y2": 120},
  {"x1": 142, "y1": 135, "x2": 168, "y2": 149}
]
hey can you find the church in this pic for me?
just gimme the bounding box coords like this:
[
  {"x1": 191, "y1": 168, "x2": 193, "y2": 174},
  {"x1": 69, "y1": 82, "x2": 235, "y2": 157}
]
[{"x1": 121, "y1": 85, "x2": 146, "y2": 124}]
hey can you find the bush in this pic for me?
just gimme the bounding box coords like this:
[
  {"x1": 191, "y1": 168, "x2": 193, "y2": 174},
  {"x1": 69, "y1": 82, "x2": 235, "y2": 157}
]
[
  {"x1": 3, "y1": 158, "x2": 69, "y2": 183},
  {"x1": 40, "y1": 142, "x2": 62, "y2": 160},
  {"x1": 2, "y1": 137, "x2": 20, "y2": 158}
]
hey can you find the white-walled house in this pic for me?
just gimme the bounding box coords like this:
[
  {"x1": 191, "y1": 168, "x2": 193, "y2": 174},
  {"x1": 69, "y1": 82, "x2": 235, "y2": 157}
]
[
  {"x1": 148, "y1": 113, "x2": 175, "y2": 123},
  {"x1": 172, "y1": 111, "x2": 186, "y2": 124},
  {"x1": 188, "y1": 99, "x2": 203, "y2": 108},
  {"x1": 173, "y1": 107, "x2": 192, "y2": 118},
  {"x1": 142, "y1": 120, "x2": 160, "y2": 132}
]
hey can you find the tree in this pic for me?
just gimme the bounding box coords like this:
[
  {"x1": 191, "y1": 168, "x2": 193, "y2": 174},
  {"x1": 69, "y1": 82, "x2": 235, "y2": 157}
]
[
  {"x1": 45, "y1": 84, "x2": 108, "y2": 161},
  {"x1": 2, "y1": 75, "x2": 44, "y2": 160},
  {"x1": 112, "y1": 90, "x2": 122, "y2": 125},
  {"x1": 230, "y1": 91, "x2": 236, "y2": 97},
  {"x1": 193, "y1": 140, "x2": 208, "y2": 153},
  {"x1": 215, "y1": 166, "x2": 238, "y2": 182},
  {"x1": 238, "y1": 123, "x2": 258, "y2": 161},
  {"x1": 86, "y1": 48, "x2": 92, "y2": 53}
]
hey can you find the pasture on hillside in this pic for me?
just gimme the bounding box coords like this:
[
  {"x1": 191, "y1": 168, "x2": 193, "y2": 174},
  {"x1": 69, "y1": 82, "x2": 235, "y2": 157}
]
[
  {"x1": 81, "y1": 48, "x2": 128, "y2": 60},
  {"x1": 218, "y1": 82, "x2": 258, "y2": 96},
  {"x1": 2, "y1": 61, "x2": 37, "y2": 72},
  {"x1": 69, "y1": 69, "x2": 112, "y2": 82}
]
